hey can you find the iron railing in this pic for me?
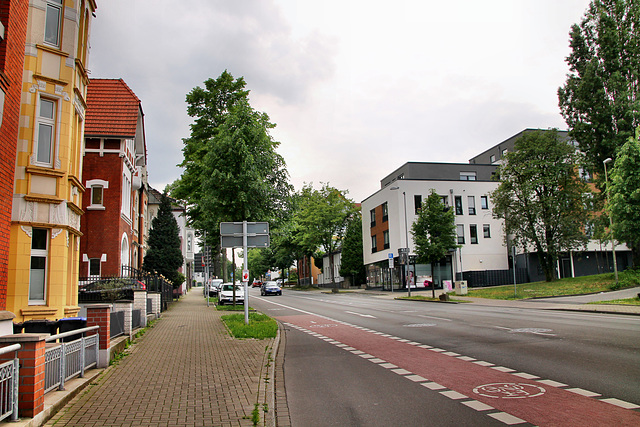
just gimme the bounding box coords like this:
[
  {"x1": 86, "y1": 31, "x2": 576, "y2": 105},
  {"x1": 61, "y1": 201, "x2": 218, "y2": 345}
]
[
  {"x1": 0, "y1": 344, "x2": 20, "y2": 422},
  {"x1": 44, "y1": 327, "x2": 99, "y2": 393},
  {"x1": 110, "y1": 311, "x2": 125, "y2": 338}
]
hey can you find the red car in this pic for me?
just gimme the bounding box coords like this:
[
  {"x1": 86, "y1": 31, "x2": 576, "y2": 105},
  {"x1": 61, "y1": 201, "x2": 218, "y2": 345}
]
[{"x1": 252, "y1": 280, "x2": 263, "y2": 288}]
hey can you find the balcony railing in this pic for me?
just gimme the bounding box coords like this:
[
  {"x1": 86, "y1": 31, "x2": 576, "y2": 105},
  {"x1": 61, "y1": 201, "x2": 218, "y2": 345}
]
[{"x1": 0, "y1": 344, "x2": 20, "y2": 422}]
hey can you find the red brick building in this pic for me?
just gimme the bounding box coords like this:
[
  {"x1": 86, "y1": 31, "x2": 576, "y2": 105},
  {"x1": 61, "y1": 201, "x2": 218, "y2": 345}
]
[
  {"x1": 0, "y1": 1, "x2": 29, "y2": 310},
  {"x1": 81, "y1": 79, "x2": 148, "y2": 278}
]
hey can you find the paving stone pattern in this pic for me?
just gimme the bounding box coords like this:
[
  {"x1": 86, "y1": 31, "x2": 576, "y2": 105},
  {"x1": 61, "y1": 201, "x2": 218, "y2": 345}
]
[{"x1": 46, "y1": 289, "x2": 274, "y2": 427}]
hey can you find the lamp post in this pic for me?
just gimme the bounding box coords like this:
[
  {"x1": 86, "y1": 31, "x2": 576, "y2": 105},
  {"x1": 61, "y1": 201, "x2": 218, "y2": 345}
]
[
  {"x1": 603, "y1": 158, "x2": 619, "y2": 285},
  {"x1": 390, "y1": 187, "x2": 410, "y2": 296}
]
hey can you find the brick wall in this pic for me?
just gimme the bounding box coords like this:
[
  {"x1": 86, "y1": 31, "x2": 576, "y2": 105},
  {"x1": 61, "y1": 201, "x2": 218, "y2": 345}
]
[
  {"x1": 0, "y1": 0, "x2": 28, "y2": 310},
  {"x1": 80, "y1": 151, "x2": 127, "y2": 276}
]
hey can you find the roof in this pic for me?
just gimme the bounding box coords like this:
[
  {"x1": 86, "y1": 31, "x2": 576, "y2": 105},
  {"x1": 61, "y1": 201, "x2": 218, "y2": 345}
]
[{"x1": 85, "y1": 79, "x2": 142, "y2": 137}]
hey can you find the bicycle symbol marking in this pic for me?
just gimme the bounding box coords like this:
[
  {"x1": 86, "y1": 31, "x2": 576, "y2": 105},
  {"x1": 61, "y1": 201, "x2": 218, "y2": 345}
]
[{"x1": 473, "y1": 383, "x2": 546, "y2": 399}]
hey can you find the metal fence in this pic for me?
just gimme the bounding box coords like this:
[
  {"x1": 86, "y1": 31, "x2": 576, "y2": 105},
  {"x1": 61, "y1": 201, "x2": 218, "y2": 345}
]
[
  {"x1": 0, "y1": 344, "x2": 20, "y2": 422},
  {"x1": 110, "y1": 311, "x2": 125, "y2": 338},
  {"x1": 44, "y1": 327, "x2": 99, "y2": 394},
  {"x1": 132, "y1": 309, "x2": 142, "y2": 329}
]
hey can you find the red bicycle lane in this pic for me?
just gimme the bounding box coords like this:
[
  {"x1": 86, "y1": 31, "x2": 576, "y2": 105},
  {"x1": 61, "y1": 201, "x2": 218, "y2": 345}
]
[{"x1": 277, "y1": 313, "x2": 640, "y2": 427}]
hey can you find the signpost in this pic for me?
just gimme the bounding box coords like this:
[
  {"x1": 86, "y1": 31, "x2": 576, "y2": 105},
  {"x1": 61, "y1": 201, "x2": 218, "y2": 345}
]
[{"x1": 220, "y1": 222, "x2": 270, "y2": 324}]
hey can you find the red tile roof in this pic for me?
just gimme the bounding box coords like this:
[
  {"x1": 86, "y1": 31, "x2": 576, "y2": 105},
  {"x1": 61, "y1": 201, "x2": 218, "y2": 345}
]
[{"x1": 86, "y1": 79, "x2": 141, "y2": 137}]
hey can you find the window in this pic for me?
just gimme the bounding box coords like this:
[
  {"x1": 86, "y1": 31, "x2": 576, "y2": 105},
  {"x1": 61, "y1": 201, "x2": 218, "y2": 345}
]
[
  {"x1": 44, "y1": 0, "x2": 63, "y2": 47},
  {"x1": 460, "y1": 171, "x2": 477, "y2": 181},
  {"x1": 89, "y1": 258, "x2": 101, "y2": 276},
  {"x1": 468, "y1": 196, "x2": 476, "y2": 215},
  {"x1": 490, "y1": 154, "x2": 496, "y2": 163},
  {"x1": 382, "y1": 202, "x2": 388, "y2": 222},
  {"x1": 371, "y1": 235, "x2": 377, "y2": 253},
  {"x1": 481, "y1": 195, "x2": 489, "y2": 210},
  {"x1": 36, "y1": 98, "x2": 56, "y2": 166},
  {"x1": 454, "y1": 196, "x2": 463, "y2": 215},
  {"x1": 414, "y1": 195, "x2": 422, "y2": 215},
  {"x1": 456, "y1": 224, "x2": 465, "y2": 244},
  {"x1": 470, "y1": 225, "x2": 478, "y2": 244},
  {"x1": 121, "y1": 171, "x2": 131, "y2": 220},
  {"x1": 383, "y1": 230, "x2": 390, "y2": 249},
  {"x1": 91, "y1": 185, "x2": 103, "y2": 206},
  {"x1": 370, "y1": 209, "x2": 376, "y2": 227},
  {"x1": 440, "y1": 195, "x2": 449, "y2": 207},
  {"x1": 29, "y1": 228, "x2": 49, "y2": 303},
  {"x1": 501, "y1": 148, "x2": 508, "y2": 157},
  {"x1": 483, "y1": 224, "x2": 491, "y2": 238}
]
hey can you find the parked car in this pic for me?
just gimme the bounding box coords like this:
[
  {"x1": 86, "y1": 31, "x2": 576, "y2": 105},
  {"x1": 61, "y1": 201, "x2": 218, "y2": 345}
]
[
  {"x1": 218, "y1": 283, "x2": 245, "y2": 305},
  {"x1": 251, "y1": 279, "x2": 263, "y2": 288},
  {"x1": 261, "y1": 281, "x2": 282, "y2": 296},
  {"x1": 208, "y1": 279, "x2": 224, "y2": 297}
]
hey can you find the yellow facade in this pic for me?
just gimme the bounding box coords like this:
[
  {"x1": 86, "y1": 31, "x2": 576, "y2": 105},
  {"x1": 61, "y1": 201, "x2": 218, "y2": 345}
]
[{"x1": 8, "y1": 0, "x2": 97, "y2": 322}]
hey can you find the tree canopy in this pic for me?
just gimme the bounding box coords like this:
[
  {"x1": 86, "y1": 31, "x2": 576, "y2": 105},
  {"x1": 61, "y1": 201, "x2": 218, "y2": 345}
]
[
  {"x1": 411, "y1": 189, "x2": 458, "y2": 267},
  {"x1": 490, "y1": 130, "x2": 592, "y2": 281},
  {"x1": 339, "y1": 212, "x2": 366, "y2": 286},
  {"x1": 143, "y1": 193, "x2": 184, "y2": 286},
  {"x1": 294, "y1": 183, "x2": 358, "y2": 286},
  {"x1": 608, "y1": 128, "x2": 640, "y2": 266},
  {"x1": 558, "y1": 0, "x2": 640, "y2": 177}
]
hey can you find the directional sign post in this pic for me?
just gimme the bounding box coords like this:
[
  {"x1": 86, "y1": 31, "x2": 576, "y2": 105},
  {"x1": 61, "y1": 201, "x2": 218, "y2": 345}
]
[{"x1": 220, "y1": 222, "x2": 270, "y2": 324}]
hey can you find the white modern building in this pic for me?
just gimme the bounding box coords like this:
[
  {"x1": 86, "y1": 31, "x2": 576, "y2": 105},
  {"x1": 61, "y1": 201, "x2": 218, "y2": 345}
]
[{"x1": 361, "y1": 162, "x2": 508, "y2": 290}]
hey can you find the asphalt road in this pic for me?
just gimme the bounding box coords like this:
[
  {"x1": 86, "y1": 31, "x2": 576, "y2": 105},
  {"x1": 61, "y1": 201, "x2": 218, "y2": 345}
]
[{"x1": 249, "y1": 288, "x2": 640, "y2": 426}]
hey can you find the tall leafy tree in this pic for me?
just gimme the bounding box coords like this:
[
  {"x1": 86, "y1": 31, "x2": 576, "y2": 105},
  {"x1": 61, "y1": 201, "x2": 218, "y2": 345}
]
[
  {"x1": 339, "y1": 212, "x2": 366, "y2": 286},
  {"x1": 143, "y1": 193, "x2": 184, "y2": 286},
  {"x1": 490, "y1": 130, "x2": 592, "y2": 282},
  {"x1": 608, "y1": 128, "x2": 640, "y2": 266},
  {"x1": 558, "y1": 0, "x2": 640, "y2": 177},
  {"x1": 294, "y1": 184, "x2": 358, "y2": 289},
  {"x1": 411, "y1": 189, "x2": 459, "y2": 297},
  {"x1": 200, "y1": 98, "x2": 291, "y2": 224}
]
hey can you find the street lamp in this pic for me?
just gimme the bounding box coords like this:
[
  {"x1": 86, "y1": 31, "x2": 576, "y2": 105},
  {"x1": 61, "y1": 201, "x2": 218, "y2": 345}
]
[
  {"x1": 390, "y1": 186, "x2": 410, "y2": 296},
  {"x1": 603, "y1": 158, "x2": 619, "y2": 285}
]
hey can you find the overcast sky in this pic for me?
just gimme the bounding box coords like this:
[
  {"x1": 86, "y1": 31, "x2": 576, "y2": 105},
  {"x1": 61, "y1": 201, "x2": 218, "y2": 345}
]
[{"x1": 89, "y1": 0, "x2": 591, "y2": 203}]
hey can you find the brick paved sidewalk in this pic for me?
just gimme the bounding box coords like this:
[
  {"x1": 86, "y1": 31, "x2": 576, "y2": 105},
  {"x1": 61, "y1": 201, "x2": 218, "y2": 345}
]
[{"x1": 45, "y1": 288, "x2": 276, "y2": 427}]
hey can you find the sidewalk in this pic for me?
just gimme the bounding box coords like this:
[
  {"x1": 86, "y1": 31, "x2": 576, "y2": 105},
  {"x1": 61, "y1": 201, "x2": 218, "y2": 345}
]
[
  {"x1": 38, "y1": 288, "x2": 278, "y2": 427},
  {"x1": 358, "y1": 287, "x2": 640, "y2": 315}
]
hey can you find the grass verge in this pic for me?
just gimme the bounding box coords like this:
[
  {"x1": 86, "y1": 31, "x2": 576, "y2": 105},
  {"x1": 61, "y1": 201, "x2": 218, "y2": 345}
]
[
  {"x1": 466, "y1": 271, "x2": 639, "y2": 300},
  {"x1": 221, "y1": 312, "x2": 278, "y2": 339},
  {"x1": 587, "y1": 297, "x2": 640, "y2": 306}
]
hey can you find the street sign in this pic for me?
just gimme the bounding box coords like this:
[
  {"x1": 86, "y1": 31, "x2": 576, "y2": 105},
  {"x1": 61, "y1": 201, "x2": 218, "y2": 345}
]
[
  {"x1": 221, "y1": 234, "x2": 270, "y2": 248},
  {"x1": 220, "y1": 222, "x2": 269, "y2": 235},
  {"x1": 388, "y1": 253, "x2": 394, "y2": 268},
  {"x1": 242, "y1": 270, "x2": 249, "y2": 282}
]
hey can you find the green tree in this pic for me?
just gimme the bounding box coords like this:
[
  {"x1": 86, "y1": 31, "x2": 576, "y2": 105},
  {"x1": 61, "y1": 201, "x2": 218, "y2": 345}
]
[
  {"x1": 411, "y1": 189, "x2": 459, "y2": 297},
  {"x1": 490, "y1": 130, "x2": 592, "y2": 282},
  {"x1": 608, "y1": 128, "x2": 640, "y2": 266},
  {"x1": 294, "y1": 184, "x2": 358, "y2": 289},
  {"x1": 558, "y1": 0, "x2": 640, "y2": 177},
  {"x1": 143, "y1": 193, "x2": 184, "y2": 286},
  {"x1": 339, "y1": 212, "x2": 366, "y2": 286}
]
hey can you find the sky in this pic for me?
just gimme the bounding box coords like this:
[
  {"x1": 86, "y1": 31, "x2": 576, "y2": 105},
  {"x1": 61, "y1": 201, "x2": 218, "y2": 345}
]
[{"x1": 88, "y1": 0, "x2": 592, "y2": 204}]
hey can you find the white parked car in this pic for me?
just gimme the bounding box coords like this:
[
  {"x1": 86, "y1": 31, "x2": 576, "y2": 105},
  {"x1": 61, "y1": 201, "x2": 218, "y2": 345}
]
[
  {"x1": 207, "y1": 279, "x2": 224, "y2": 297},
  {"x1": 218, "y1": 283, "x2": 244, "y2": 305}
]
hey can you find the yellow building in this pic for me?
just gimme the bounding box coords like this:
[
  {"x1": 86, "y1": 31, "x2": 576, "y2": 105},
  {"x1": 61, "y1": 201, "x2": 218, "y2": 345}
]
[{"x1": 9, "y1": 0, "x2": 97, "y2": 322}]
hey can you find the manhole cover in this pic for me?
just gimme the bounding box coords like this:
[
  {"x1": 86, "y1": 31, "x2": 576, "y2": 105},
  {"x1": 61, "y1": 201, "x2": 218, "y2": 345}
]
[{"x1": 473, "y1": 383, "x2": 546, "y2": 399}]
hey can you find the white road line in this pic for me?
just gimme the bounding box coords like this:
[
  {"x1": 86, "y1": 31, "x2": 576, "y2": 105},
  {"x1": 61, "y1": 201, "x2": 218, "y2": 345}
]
[
  {"x1": 391, "y1": 368, "x2": 412, "y2": 375},
  {"x1": 513, "y1": 372, "x2": 540, "y2": 380},
  {"x1": 369, "y1": 358, "x2": 386, "y2": 363},
  {"x1": 488, "y1": 412, "x2": 526, "y2": 425},
  {"x1": 461, "y1": 400, "x2": 494, "y2": 411},
  {"x1": 492, "y1": 366, "x2": 516, "y2": 373},
  {"x1": 421, "y1": 382, "x2": 446, "y2": 390},
  {"x1": 416, "y1": 314, "x2": 453, "y2": 322},
  {"x1": 443, "y1": 351, "x2": 460, "y2": 357},
  {"x1": 457, "y1": 356, "x2": 476, "y2": 361},
  {"x1": 567, "y1": 388, "x2": 601, "y2": 397},
  {"x1": 599, "y1": 398, "x2": 640, "y2": 409},
  {"x1": 405, "y1": 375, "x2": 428, "y2": 382},
  {"x1": 537, "y1": 379, "x2": 568, "y2": 388},
  {"x1": 474, "y1": 361, "x2": 495, "y2": 367},
  {"x1": 345, "y1": 310, "x2": 376, "y2": 318},
  {"x1": 379, "y1": 363, "x2": 398, "y2": 369},
  {"x1": 440, "y1": 390, "x2": 468, "y2": 400}
]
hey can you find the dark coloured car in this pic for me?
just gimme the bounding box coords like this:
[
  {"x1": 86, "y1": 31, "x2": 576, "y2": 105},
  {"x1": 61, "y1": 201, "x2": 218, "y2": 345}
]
[{"x1": 261, "y1": 281, "x2": 282, "y2": 296}]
